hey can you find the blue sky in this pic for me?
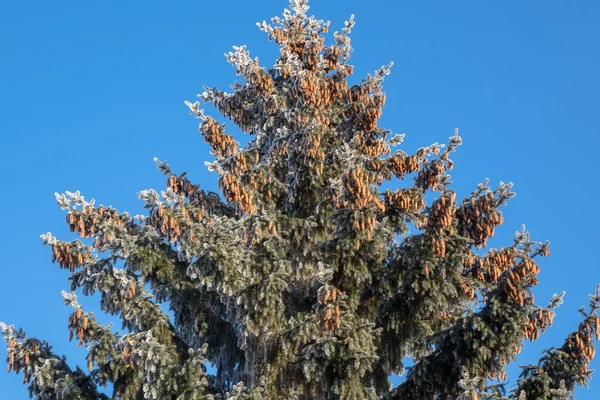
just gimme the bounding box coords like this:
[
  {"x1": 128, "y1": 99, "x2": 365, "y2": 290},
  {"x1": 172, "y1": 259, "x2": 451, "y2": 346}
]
[{"x1": 1, "y1": 0, "x2": 599, "y2": 398}]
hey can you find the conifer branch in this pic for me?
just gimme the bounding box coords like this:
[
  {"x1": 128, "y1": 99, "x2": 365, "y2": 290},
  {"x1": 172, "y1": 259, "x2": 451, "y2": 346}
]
[
  {"x1": 389, "y1": 230, "x2": 550, "y2": 399},
  {"x1": 1, "y1": 322, "x2": 109, "y2": 399},
  {"x1": 511, "y1": 285, "x2": 600, "y2": 399}
]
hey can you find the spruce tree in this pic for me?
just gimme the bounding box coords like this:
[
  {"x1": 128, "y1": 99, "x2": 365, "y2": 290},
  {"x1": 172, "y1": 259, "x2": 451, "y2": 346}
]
[{"x1": 2, "y1": 1, "x2": 599, "y2": 399}]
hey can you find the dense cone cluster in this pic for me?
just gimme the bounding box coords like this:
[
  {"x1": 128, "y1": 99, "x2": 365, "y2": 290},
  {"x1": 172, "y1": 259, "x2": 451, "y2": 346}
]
[
  {"x1": 315, "y1": 285, "x2": 342, "y2": 336},
  {"x1": 49, "y1": 239, "x2": 92, "y2": 273},
  {"x1": 2, "y1": 1, "x2": 598, "y2": 399}
]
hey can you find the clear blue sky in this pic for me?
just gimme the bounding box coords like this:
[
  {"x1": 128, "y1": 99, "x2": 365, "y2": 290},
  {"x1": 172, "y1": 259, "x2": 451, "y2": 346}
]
[{"x1": 1, "y1": 1, "x2": 599, "y2": 398}]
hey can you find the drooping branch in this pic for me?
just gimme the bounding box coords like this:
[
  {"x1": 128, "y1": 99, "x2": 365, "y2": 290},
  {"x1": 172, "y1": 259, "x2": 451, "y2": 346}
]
[
  {"x1": 512, "y1": 285, "x2": 600, "y2": 399},
  {"x1": 1, "y1": 322, "x2": 109, "y2": 400},
  {"x1": 389, "y1": 230, "x2": 552, "y2": 399}
]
